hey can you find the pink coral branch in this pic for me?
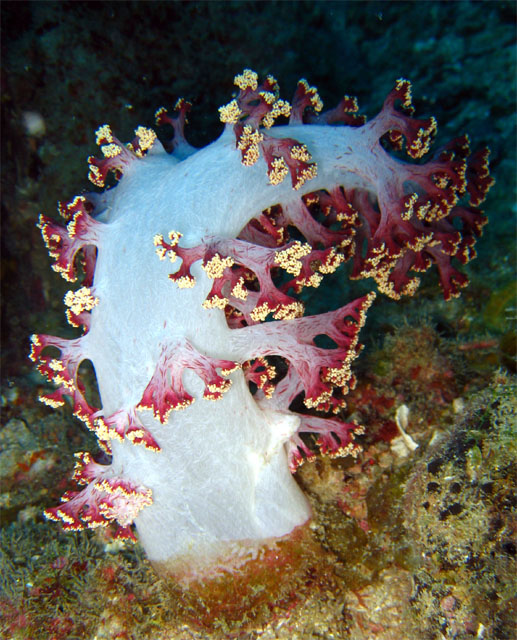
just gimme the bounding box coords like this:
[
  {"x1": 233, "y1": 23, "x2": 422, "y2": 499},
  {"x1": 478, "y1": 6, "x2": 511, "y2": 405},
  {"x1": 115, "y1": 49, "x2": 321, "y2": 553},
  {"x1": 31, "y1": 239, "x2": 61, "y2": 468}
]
[
  {"x1": 238, "y1": 293, "x2": 375, "y2": 409},
  {"x1": 93, "y1": 408, "x2": 161, "y2": 452},
  {"x1": 87, "y1": 124, "x2": 157, "y2": 187},
  {"x1": 44, "y1": 452, "x2": 152, "y2": 540},
  {"x1": 253, "y1": 366, "x2": 362, "y2": 470},
  {"x1": 138, "y1": 340, "x2": 239, "y2": 423},
  {"x1": 38, "y1": 196, "x2": 103, "y2": 283},
  {"x1": 155, "y1": 98, "x2": 196, "y2": 159},
  {"x1": 366, "y1": 78, "x2": 437, "y2": 159},
  {"x1": 29, "y1": 333, "x2": 99, "y2": 434}
]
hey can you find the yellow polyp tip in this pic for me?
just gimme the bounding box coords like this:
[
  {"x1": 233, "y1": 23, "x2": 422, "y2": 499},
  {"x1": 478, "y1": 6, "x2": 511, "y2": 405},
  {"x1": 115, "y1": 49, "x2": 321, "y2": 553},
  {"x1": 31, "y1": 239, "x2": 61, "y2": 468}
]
[
  {"x1": 167, "y1": 230, "x2": 182, "y2": 245},
  {"x1": 202, "y1": 296, "x2": 228, "y2": 310},
  {"x1": 101, "y1": 143, "x2": 122, "y2": 159},
  {"x1": 175, "y1": 275, "x2": 196, "y2": 288},
  {"x1": 202, "y1": 254, "x2": 234, "y2": 279},
  {"x1": 294, "y1": 163, "x2": 318, "y2": 190},
  {"x1": 268, "y1": 157, "x2": 289, "y2": 186},
  {"x1": 134, "y1": 126, "x2": 157, "y2": 152},
  {"x1": 219, "y1": 100, "x2": 242, "y2": 124},
  {"x1": 234, "y1": 69, "x2": 258, "y2": 91},
  {"x1": 95, "y1": 124, "x2": 113, "y2": 146}
]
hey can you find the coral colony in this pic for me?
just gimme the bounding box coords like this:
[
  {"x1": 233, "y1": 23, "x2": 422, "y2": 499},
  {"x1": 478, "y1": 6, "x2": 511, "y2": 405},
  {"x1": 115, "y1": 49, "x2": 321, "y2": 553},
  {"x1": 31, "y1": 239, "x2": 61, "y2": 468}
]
[{"x1": 31, "y1": 70, "x2": 492, "y2": 583}]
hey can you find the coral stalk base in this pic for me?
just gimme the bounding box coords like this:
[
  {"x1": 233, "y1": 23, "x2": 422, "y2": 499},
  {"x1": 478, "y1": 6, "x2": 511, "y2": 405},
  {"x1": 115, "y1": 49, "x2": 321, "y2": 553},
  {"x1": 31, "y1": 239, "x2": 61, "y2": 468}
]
[{"x1": 157, "y1": 522, "x2": 337, "y2": 633}]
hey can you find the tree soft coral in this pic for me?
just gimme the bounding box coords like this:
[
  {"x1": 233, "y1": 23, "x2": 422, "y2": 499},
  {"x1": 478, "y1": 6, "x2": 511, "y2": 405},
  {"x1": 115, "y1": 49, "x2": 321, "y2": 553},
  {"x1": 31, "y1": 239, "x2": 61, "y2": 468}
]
[{"x1": 32, "y1": 70, "x2": 492, "y2": 582}]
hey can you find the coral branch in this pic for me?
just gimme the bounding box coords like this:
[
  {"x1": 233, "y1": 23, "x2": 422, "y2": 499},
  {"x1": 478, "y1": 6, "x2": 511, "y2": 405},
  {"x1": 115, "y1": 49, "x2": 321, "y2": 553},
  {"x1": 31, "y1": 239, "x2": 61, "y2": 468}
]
[
  {"x1": 219, "y1": 69, "x2": 317, "y2": 189},
  {"x1": 138, "y1": 340, "x2": 239, "y2": 423},
  {"x1": 239, "y1": 293, "x2": 375, "y2": 410},
  {"x1": 88, "y1": 124, "x2": 158, "y2": 187},
  {"x1": 289, "y1": 79, "x2": 323, "y2": 124},
  {"x1": 285, "y1": 416, "x2": 363, "y2": 472},
  {"x1": 93, "y1": 408, "x2": 161, "y2": 452},
  {"x1": 155, "y1": 98, "x2": 196, "y2": 159},
  {"x1": 367, "y1": 78, "x2": 437, "y2": 159},
  {"x1": 344, "y1": 99, "x2": 492, "y2": 300},
  {"x1": 29, "y1": 333, "x2": 99, "y2": 433},
  {"x1": 254, "y1": 366, "x2": 363, "y2": 470},
  {"x1": 44, "y1": 452, "x2": 152, "y2": 540},
  {"x1": 63, "y1": 286, "x2": 98, "y2": 329},
  {"x1": 307, "y1": 94, "x2": 366, "y2": 127},
  {"x1": 157, "y1": 231, "x2": 349, "y2": 323},
  {"x1": 38, "y1": 196, "x2": 103, "y2": 283}
]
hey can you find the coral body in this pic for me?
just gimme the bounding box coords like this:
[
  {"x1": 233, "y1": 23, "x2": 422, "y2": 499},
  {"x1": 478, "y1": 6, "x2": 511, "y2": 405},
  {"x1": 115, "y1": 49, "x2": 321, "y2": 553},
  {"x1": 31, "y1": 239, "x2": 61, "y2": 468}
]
[{"x1": 31, "y1": 71, "x2": 492, "y2": 580}]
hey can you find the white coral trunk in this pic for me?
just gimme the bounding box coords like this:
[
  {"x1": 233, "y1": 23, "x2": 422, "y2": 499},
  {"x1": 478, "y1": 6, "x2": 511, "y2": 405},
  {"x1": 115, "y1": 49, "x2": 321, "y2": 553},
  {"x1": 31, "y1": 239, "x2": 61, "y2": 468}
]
[{"x1": 83, "y1": 125, "x2": 365, "y2": 570}]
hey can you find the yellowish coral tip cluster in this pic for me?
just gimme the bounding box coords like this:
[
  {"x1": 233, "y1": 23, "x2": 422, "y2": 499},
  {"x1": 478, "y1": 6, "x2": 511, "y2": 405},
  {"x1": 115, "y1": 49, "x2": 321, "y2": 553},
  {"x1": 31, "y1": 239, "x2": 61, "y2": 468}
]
[
  {"x1": 205, "y1": 378, "x2": 233, "y2": 396},
  {"x1": 175, "y1": 275, "x2": 196, "y2": 289},
  {"x1": 249, "y1": 302, "x2": 274, "y2": 322},
  {"x1": 28, "y1": 334, "x2": 40, "y2": 361},
  {"x1": 202, "y1": 253, "x2": 235, "y2": 279},
  {"x1": 97, "y1": 483, "x2": 153, "y2": 528},
  {"x1": 304, "y1": 390, "x2": 333, "y2": 410},
  {"x1": 299, "y1": 79, "x2": 324, "y2": 112},
  {"x1": 219, "y1": 99, "x2": 242, "y2": 125},
  {"x1": 268, "y1": 157, "x2": 289, "y2": 186},
  {"x1": 202, "y1": 295, "x2": 228, "y2": 310},
  {"x1": 64, "y1": 287, "x2": 99, "y2": 316},
  {"x1": 274, "y1": 241, "x2": 311, "y2": 276},
  {"x1": 230, "y1": 277, "x2": 248, "y2": 301},
  {"x1": 360, "y1": 291, "x2": 377, "y2": 322},
  {"x1": 293, "y1": 163, "x2": 318, "y2": 191},
  {"x1": 272, "y1": 301, "x2": 305, "y2": 320},
  {"x1": 153, "y1": 231, "x2": 182, "y2": 262},
  {"x1": 95, "y1": 124, "x2": 114, "y2": 145},
  {"x1": 401, "y1": 193, "x2": 418, "y2": 221},
  {"x1": 344, "y1": 96, "x2": 360, "y2": 113},
  {"x1": 395, "y1": 78, "x2": 413, "y2": 109},
  {"x1": 101, "y1": 143, "x2": 122, "y2": 159},
  {"x1": 290, "y1": 144, "x2": 312, "y2": 163},
  {"x1": 234, "y1": 68, "x2": 259, "y2": 91},
  {"x1": 320, "y1": 249, "x2": 345, "y2": 274},
  {"x1": 133, "y1": 126, "x2": 157, "y2": 156},
  {"x1": 408, "y1": 117, "x2": 437, "y2": 159},
  {"x1": 94, "y1": 417, "x2": 124, "y2": 445},
  {"x1": 237, "y1": 125, "x2": 264, "y2": 165},
  {"x1": 175, "y1": 97, "x2": 189, "y2": 111},
  {"x1": 261, "y1": 98, "x2": 291, "y2": 129},
  {"x1": 88, "y1": 164, "x2": 104, "y2": 188}
]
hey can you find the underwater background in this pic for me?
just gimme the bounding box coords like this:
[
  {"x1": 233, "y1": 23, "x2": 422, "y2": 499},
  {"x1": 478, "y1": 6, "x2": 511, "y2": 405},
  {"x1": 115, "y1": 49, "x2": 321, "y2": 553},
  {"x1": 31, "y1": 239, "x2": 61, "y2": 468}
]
[{"x1": 1, "y1": 1, "x2": 515, "y2": 638}]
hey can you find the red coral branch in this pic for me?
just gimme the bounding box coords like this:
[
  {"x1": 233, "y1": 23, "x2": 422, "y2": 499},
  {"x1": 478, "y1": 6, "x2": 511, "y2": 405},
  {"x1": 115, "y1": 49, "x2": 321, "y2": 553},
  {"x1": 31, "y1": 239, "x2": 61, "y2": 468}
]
[
  {"x1": 87, "y1": 124, "x2": 157, "y2": 187},
  {"x1": 367, "y1": 78, "x2": 438, "y2": 159},
  {"x1": 137, "y1": 340, "x2": 239, "y2": 423},
  {"x1": 44, "y1": 452, "x2": 152, "y2": 540},
  {"x1": 38, "y1": 196, "x2": 103, "y2": 283},
  {"x1": 289, "y1": 78, "x2": 323, "y2": 124},
  {"x1": 155, "y1": 98, "x2": 196, "y2": 159},
  {"x1": 307, "y1": 95, "x2": 366, "y2": 127},
  {"x1": 29, "y1": 333, "x2": 99, "y2": 436},
  {"x1": 237, "y1": 205, "x2": 288, "y2": 247},
  {"x1": 253, "y1": 366, "x2": 363, "y2": 471},
  {"x1": 282, "y1": 196, "x2": 356, "y2": 250},
  {"x1": 218, "y1": 69, "x2": 318, "y2": 190},
  {"x1": 239, "y1": 293, "x2": 375, "y2": 410},
  {"x1": 156, "y1": 232, "x2": 349, "y2": 324},
  {"x1": 93, "y1": 408, "x2": 161, "y2": 452}
]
